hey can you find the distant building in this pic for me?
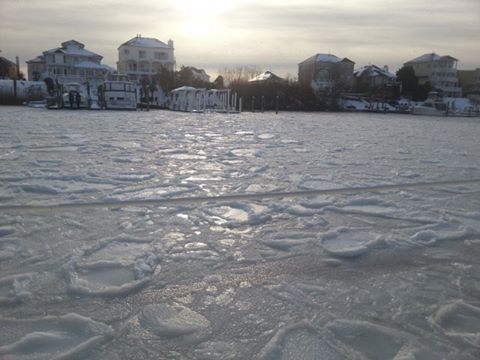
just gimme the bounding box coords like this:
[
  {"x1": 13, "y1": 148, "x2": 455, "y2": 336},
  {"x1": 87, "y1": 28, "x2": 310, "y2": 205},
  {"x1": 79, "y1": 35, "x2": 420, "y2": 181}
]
[
  {"x1": 26, "y1": 40, "x2": 111, "y2": 87},
  {"x1": 248, "y1": 71, "x2": 286, "y2": 84},
  {"x1": 117, "y1": 35, "x2": 175, "y2": 81},
  {"x1": 0, "y1": 56, "x2": 18, "y2": 79},
  {"x1": 26, "y1": 56, "x2": 46, "y2": 81},
  {"x1": 179, "y1": 66, "x2": 210, "y2": 83},
  {"x1": 458, "y1": 68, "x2": 480, "y2": 97},
  {"x1": 298, "y1": 54, "x2": 355, "y2": 95},
  {"x1": 354, "y1": 64, "x2": 399, "y2": 97},
  {"x1": 404, "y1": 53, "x2": 462, "y2": 97}
]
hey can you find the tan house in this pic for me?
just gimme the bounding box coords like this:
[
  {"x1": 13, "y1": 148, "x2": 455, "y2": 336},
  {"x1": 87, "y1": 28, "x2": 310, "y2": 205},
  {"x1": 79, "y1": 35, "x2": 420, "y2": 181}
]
[
  {"x1": 404, "y1": 53, "x2": 461, "y2": 97},
  {"x1": 298, "y1": 53, "x2": 355, "y2": 95},
  {"x1": 117, "y1": 35, "x2": 175, "y2": 81},
  {"x1": 0, "y1": 56, "x2": 18, "y2": 79}
]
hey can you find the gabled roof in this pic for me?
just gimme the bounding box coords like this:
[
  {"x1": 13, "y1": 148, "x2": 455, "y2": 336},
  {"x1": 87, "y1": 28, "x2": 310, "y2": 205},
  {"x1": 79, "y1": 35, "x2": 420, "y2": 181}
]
[
  {"x1": 354, "y1": 65, "x2": 396, "y2": 79},
  {"x1": 43, "y1": 40, "x2": 102, "y2": 59},
  {"x1": 119, "y1": 37, "x2": 172, "y2": 49},
  {"x1": 299, "y1": 53, "x2": 355, "y2": 65},
  {"x1": 61, "y1": 40, "x2": 85, "y2": 49},
  {"x1": 405, "y1": 53, "x2": 457, "y2": 64},
  {"x1": 248, "y1": 71, "x2": 286, "y2": 83},
  {"x1": 26, "y1": 55, "x2": 45, "y2": 64},
  {"x1": 0, "y1": 56, "x2": 16, "y2": 66}
]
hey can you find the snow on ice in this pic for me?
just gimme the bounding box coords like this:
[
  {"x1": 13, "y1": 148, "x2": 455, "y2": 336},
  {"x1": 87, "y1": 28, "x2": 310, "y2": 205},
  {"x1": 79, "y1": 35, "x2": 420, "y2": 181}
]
[{"x1": 0, "y1": 107, "x2": 480, "y2": 358}]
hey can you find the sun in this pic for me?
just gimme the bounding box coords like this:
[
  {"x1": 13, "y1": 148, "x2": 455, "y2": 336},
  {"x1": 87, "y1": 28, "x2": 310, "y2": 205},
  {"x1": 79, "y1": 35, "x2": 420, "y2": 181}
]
[
  {"x1": 174, "y1": 0, "x2": 233, "y2": 17},
  {"x1": 173, "y1": 0, "x2": 235, "y2": 36}
]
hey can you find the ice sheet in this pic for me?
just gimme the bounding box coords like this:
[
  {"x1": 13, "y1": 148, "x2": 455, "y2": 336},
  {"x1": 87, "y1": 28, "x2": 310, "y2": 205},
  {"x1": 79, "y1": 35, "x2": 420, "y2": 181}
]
[{"x1": 1, "y1": 108, "x2": 480, "y2": 358}]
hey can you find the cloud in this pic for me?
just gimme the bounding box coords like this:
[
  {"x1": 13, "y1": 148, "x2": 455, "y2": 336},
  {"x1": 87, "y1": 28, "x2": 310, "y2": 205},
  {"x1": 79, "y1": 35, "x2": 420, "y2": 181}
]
[{"x1": 1, "y1": 0, "x2": 479, "y2": 75}]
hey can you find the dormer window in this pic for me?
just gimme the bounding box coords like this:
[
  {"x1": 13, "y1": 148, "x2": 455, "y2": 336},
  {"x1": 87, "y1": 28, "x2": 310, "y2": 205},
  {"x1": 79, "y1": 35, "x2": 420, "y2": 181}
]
[{"x1": 139, "y1": 50, "x2": 146, "y2": 59}]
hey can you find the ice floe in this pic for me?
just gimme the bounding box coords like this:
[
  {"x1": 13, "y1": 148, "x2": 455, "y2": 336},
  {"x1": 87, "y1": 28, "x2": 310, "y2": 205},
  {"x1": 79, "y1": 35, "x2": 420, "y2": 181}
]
[
  {"x1": 0, "y1": 273, "x2": 32, "y2": 305},
  {"x1": 0, "y1": 313, "x2": 113, "y2": 360},
  {"x1": 431, "y1": 301, "x2": 480, "y2": 347},
  {"x1": 326, "y1": 319, "x2": 437, "y2": 359},
  {"x1": 257, "y1": 321, "x2": 342, "y2": 360},
  {"x1": 203, "y1": 202, "x2": 271, "y2": 228},
  {"x1": 64, "y1": 235, "x2": 158, "y2": 296},
  {"x1": 139, "y1": 303, "x2": 211, "y2": 344},
  {"x1": 331, "y1": 197, "x2": 399, "y2": 217},
  {"x1": 320, "y1": 227, "x2": 385, "y2": 258},
  {"x1": 406, "y1": 221, "x2": 469, "y2": 246}
]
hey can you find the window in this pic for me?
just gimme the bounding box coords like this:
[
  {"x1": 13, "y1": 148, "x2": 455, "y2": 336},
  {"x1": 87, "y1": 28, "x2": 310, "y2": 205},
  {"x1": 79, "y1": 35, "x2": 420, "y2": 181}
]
[
  {"x1": 154, "y1": 52, "x2": 167, "y2": 60},
  {"x1": 139, "y1": 50, "x2": 146, "y2": 59},
  {"x1": 124, "y1": 49, "x2": 130, "y2": 55}
]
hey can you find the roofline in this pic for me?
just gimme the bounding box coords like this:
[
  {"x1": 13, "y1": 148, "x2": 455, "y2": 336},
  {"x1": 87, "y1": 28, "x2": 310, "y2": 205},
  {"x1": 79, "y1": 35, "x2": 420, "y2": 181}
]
[
  {"x1": 405, "y1": 53, "x2": 458, "y2": 65},
  {"x1": 117, "y1": 36, "x2": 172, "y2": 50},
  {"x1": 0, "y1": 56, "x2": 17, "y2": 66},
  {"x1": 299, "y1": 53, "x2": 355, "y2": 65}
]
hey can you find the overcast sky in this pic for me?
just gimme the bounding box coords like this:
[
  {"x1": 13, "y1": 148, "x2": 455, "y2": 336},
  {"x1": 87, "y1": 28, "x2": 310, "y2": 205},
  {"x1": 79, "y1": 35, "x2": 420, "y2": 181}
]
[{"x1": 1, "y1": 0, "x2": 479, "y2": 78}]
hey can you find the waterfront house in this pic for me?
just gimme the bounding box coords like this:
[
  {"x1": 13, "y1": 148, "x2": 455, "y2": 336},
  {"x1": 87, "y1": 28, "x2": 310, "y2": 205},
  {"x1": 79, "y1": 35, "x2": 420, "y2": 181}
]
[
  {"x1": 354, "y1": 64, "x2": 399, "y2": 97},
  {"x1": 117, "y1": 35, "x2": 175, "y2": 81},
  {"x1": 298, "y1": 54, "x2": 355, "y2": 95},
  {"x1": 0, "y1": 56, "x2": 18, "y2": 79},
  {"x1": 403, "y1": 53, "x2": 462, "y2": 97},
  {"x1": 248, "y1": 71, "x2": 286, "y2": 84},
  {"x1": 26, "y1": 40, "x2": 111, "y2": 87}
]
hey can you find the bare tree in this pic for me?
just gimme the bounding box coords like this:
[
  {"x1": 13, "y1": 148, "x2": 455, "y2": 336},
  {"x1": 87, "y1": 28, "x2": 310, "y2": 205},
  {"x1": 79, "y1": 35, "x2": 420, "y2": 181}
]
[{"x1": 218, "y1": 66, "x2": 262, "y2": 85}]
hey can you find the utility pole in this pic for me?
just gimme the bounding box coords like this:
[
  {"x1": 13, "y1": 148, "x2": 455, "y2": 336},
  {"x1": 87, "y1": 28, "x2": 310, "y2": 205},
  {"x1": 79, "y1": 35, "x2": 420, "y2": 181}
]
[
  {"x1": 16, "y1": 56, "x2": 20, "y2": 79},
  {"x1": 13, "y1": 56, "x2": 20, "y2": 101}
]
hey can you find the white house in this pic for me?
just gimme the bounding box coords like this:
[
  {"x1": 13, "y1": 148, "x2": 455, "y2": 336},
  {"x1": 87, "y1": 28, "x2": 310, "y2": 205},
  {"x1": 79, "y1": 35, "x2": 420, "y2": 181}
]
[
  {"x1": 117, "y1": 35, "x2": 175, "y2": 81},
  {"x1": 404, "y1": 53, "x2": 462, "y2": 97},
  {"x1": 26, "y1": 40, "x2": 111, "y2": 87}
]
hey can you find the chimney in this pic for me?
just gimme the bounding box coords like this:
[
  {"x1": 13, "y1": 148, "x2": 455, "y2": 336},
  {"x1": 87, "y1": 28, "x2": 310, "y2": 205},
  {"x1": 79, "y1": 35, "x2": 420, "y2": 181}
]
[
  {"x1": 168, "y1": 39, "x2": 174, "y2": 48},
  {"x1": 383, "y1": 65, "x2": 389, "y2": 73}
]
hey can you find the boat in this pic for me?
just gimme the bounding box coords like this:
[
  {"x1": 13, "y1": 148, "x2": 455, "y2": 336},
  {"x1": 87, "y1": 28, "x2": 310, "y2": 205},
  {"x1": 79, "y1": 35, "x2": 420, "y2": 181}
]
[
  {"x1": 412, "y1": 91, "x2": 447, "y2": 116},
  {"x1": 61, "y1": 82, "x2": 90, "y2": 109},
  {"x1": 99, "y1": 81, "x2": 137, "y2": 110}
]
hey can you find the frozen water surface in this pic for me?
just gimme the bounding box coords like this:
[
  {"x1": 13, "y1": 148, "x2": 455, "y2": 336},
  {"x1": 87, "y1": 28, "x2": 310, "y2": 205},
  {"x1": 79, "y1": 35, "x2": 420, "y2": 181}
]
[{"x1": 1, "y1": 107, "x2": 480, "y2": 358}]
